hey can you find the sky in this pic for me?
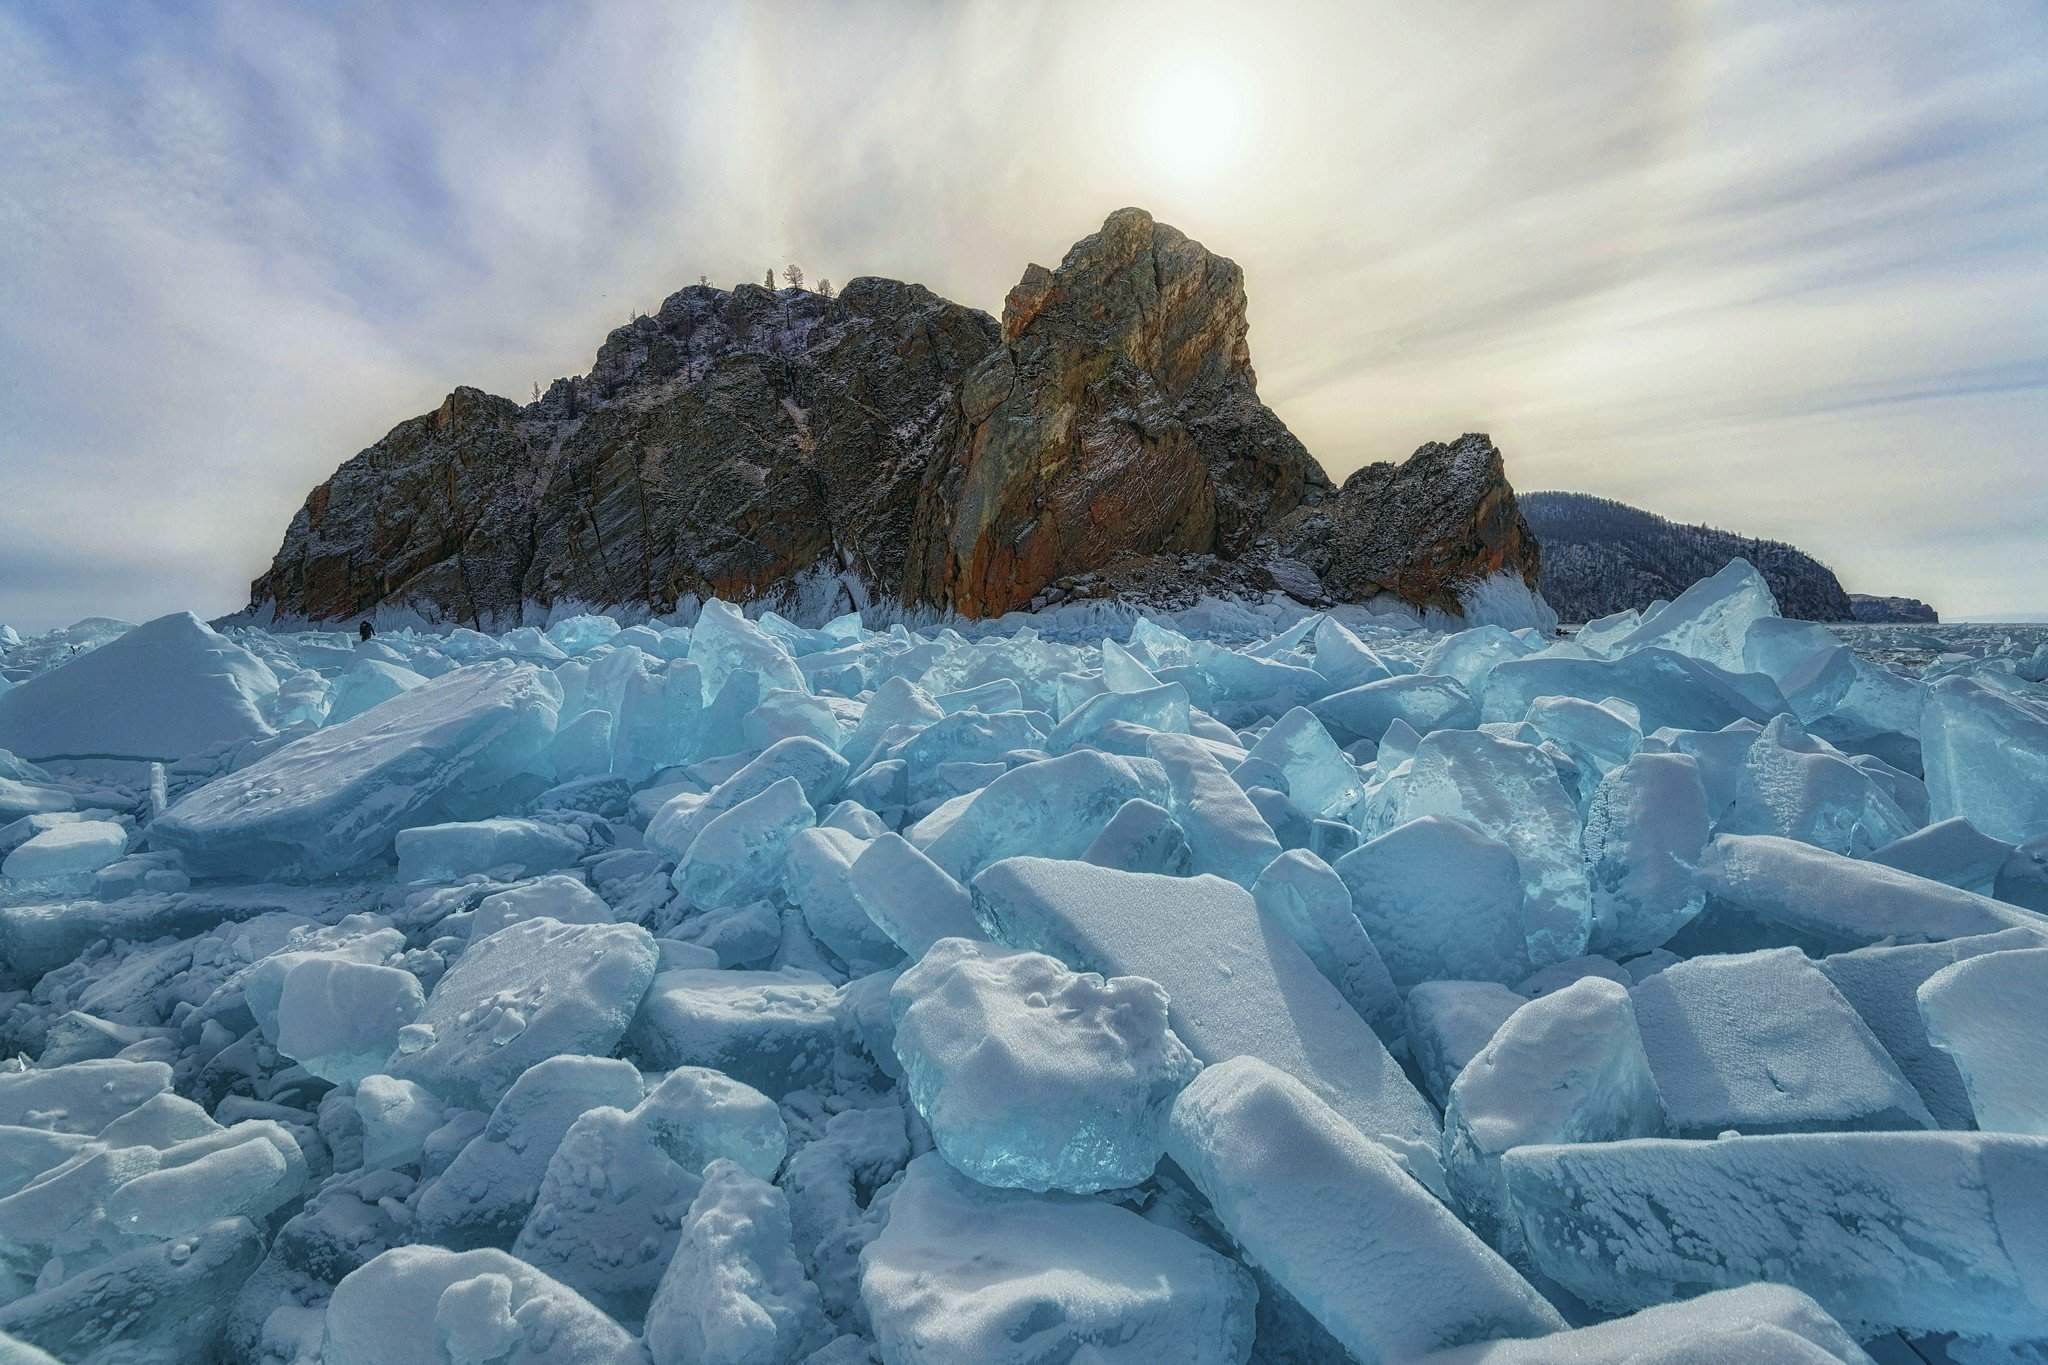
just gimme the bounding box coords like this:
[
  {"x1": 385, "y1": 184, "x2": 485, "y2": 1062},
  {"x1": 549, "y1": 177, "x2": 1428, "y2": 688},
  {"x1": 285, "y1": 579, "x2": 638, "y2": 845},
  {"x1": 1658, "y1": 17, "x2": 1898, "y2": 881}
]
[{"x1": 2, "y1": 0, "x2": 2044, "y2": 632}]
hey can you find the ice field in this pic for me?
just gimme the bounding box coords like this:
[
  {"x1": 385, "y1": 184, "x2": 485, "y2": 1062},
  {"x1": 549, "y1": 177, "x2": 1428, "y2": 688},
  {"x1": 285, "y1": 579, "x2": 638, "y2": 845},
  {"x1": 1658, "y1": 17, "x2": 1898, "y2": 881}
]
[{"x1": 2, "y1": 560, "x2": 2047, "y2": 1364}]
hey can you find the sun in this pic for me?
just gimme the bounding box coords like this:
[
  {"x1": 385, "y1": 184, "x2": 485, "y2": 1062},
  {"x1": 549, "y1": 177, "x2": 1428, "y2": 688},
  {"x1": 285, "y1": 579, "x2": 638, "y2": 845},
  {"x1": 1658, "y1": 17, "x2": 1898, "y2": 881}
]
[{"x1": 1139, "y1": 62, "x2": 1246, "y2": 183}]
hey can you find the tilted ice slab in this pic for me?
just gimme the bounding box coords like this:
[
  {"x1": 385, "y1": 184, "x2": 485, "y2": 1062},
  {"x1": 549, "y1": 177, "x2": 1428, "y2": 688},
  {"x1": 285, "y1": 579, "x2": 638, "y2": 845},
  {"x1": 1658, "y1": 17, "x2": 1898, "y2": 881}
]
[
  {"x1": 0, "y1": 612, "x2": 276, "y2": 763},
  {"x1": 1416, "y1": 1284, "x2": 1871, "y2": 1365},
  {"x1": 1442, "y1": 978, "x2": 1664, "y2": 1260},
  {"x1": 1503, "y1": 1131, "x2": 2048, "y2": 1341},
  {"x1": 1629, "y1": 947, "x2": 1932, "y2": 1137},
  {"x1": 1922, "y1": 675, "x2": 2048, "y2": 845},
  {"x1": 1918, "y1": 946, "x2": 2048, "y2": 1135},
  {"x1": 1697, "y1": 834, "x2": 2048, "y2": 951},
  {"x1": 1169, "y1": 1057, "x2": 1565, "y2": 1364},
  {"x1": 153, "y1": 660, "x2": 561, "y2": 879},
  {"x1": 1817, "y1": 929, "x2": 2048, "y2": 1130},
  {"x1": 971, "y1": 857, "x2": 1443, "y2": 1187},
  {"x1": 859, "y1": 1152, "x2": 1257, "y2": 1365}
]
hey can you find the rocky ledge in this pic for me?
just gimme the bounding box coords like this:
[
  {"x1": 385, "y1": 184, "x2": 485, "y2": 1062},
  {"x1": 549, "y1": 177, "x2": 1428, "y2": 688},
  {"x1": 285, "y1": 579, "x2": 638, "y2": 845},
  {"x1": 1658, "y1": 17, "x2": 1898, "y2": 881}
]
[{"x1": 249, "y1": 209, "x2": 1539, "y2": 627}]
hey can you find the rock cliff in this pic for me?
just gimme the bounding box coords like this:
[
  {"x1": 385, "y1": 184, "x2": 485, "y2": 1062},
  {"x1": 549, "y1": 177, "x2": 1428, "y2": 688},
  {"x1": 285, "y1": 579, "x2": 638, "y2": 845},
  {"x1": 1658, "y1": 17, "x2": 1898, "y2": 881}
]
[{"x1": 250, "y1": 209, "x2": 1540, "y2": 626}]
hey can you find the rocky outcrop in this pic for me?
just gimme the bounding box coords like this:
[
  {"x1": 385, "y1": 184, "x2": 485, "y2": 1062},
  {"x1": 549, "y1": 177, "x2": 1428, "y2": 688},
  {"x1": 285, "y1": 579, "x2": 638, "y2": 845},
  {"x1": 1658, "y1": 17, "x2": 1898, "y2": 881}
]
[
  {"x1": 1266, "y1": 435, "x2": 1539, "y2": 616},
  {"x1": 250, "y1": 209, "x2": 1540, "y2": 626},
  {"x1": 904, "y1": 209, "x2": 1329, "y2": 616},
  {"x1": 1850, "y1": 594, "x2": 1939, "y2": 624}
]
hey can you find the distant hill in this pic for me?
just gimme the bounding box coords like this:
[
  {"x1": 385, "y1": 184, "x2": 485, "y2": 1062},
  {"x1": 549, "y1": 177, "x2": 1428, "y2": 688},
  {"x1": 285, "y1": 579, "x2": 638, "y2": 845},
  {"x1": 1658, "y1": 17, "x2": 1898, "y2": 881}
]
[
  {"x1": 1522, "y1": 492, "x2": 1854, "y2": 625},
  {"x1": 1849, "y1": 594, "x2": 1939, "y2": 624}
]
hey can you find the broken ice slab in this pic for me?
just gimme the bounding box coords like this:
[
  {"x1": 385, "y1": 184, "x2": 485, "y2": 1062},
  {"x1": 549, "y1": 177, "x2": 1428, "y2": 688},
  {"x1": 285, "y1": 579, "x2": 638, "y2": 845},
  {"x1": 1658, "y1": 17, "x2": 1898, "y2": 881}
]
[
  {"x1": 973, "y1": 856, "x2": 1444, "y2": 1188},
  {"x1": 1631, "y1": 947, "x2": 1933, "y2": 1136},
  {"x1": 1698, "y1": 834, "x2": 2048, "y2": 951},
  {"x1": 1504, "y1": 1131, "x2": 2048, "y2": 1341},
  {"x1": 859, "y1": 1152, "x2": 1257, "y2": 1365},
  {"x1": 152, "y1": 660, "x2": 561, "y2": 879},
  {"x1": 1169, "y1": 1057, "x2": 1565, "y2": 1363}
]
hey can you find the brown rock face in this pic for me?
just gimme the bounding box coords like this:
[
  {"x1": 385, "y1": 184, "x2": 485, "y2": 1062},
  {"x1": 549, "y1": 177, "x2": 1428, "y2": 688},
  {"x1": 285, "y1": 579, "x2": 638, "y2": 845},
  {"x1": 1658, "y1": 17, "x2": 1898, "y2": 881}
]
[
  {"x1": 1271, "y1": 433, "x2": 1542, "y2": 616},
  {"x1": 905, "y1": 208, "x2": 1328, "y2": 616},
  {"x1": 248, "y1": 210, "x2": 1540, "y2": 626}
]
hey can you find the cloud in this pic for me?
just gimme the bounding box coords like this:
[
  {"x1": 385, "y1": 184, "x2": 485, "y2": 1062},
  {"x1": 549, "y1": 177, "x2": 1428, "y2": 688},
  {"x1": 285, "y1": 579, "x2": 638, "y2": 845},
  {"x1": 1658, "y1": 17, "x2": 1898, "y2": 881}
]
[{"x1": 1, "y1": 0, "x2": 2043, "y2": 631}]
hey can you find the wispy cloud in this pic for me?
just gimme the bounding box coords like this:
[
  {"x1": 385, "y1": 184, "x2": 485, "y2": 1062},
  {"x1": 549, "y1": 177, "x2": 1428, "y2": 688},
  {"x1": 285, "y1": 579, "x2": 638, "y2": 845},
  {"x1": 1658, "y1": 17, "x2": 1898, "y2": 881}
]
[{"x1": 2, "y1": 0, "x2": 2042, "y2": 631}]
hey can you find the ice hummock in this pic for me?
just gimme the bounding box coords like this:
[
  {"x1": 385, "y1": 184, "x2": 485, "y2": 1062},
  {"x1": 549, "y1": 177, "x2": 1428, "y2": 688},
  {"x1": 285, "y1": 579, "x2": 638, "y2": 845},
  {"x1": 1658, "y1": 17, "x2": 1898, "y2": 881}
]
[{"x1": 3, "y1": 568, "x2": 2047, "y2": 1362}]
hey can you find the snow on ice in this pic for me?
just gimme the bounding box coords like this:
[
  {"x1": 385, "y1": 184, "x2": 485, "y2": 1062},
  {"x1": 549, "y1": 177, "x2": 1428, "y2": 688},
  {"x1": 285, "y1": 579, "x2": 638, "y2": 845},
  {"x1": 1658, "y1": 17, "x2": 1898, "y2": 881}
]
[{"x1": 1, "y1": 558, "x2": 2047, "y2": 1362}]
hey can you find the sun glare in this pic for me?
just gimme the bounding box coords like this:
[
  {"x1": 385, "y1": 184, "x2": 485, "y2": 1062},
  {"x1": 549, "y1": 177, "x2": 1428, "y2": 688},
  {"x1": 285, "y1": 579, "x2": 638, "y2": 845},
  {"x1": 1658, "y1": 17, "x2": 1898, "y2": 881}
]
[{"x1": 1139, "y1": 62, "x2": 1245, "y2": 183}]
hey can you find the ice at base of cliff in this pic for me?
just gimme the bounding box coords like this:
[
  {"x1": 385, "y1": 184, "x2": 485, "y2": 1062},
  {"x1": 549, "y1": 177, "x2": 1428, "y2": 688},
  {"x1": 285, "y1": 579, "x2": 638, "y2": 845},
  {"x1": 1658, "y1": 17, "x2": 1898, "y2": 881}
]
[{"x1": 3, "y1": 556, "x2": 2048, "y2": 1364}]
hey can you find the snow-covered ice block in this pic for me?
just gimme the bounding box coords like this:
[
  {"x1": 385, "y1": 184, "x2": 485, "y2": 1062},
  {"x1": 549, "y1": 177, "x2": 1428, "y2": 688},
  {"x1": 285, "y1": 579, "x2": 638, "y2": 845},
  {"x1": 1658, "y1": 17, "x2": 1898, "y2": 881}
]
[
  {"x1": 1631, "y1": 947, "x2": 1931, "y2": 1136},
  {"x1": 0, "y1": 612, "x2": 275, "y2": 763},
  {"x1": 0, "y1": 1058, "x2": 171, "y2": 1135},
  {"x1": 1922, "y1": 675, "x2": 2048, "y2": 844},
  {"x1": 1309, "y1": 674, "x2": 1477, "y2": 745},
  {"x1": 1581, "y1": 752, "x2": 1709, "y2": 957},
  {"x1": 244, "y1": 917, "x2": 407, "y2": 1044},
  {"x1": 388, "y1": 916, "x2": 657, "y2": 1110},
  {"x1": 470, "y1": 873, "x2": 611, "y2": 941},
  {"x1": 1698, "y1": 834, "x2": 2048, "y2": 950},
  {"x1": 1416, "y1": 1283, "x2": 1872, "y2": 1365},
  {"x1": 627, "y1": 968, "x2": 839, "y2": 1097},
  {"x1": 106, "y1": 1127, "x2": 305, "y2": 1237},
  {"x1": 413, "y1": 1055, "x2": 645, "y2": 1251},
  {"x1": 972, "y1": 858, "x2": 1443, "y2": 1185},
  {"x1": 1722, "y1": 715, "x2": 1914, "y2": 856},
  {"x1": 511, "y1": 1102, "x2": 699, "y2": 1321},
  {"x1": 1080, "y1": 796, "x2": 1192, "y2": 873},
  {"x1": 1406, "y1": 981, "x2": 1529, "y2": 1109},
  {"x1": 2, "y1": 820, "x2": 127, "y2": 885},
  {"x1": 645, "y1": 1160, "x2": 827, "y2": 1365},
  {"x1": 0, "y1": 1217, "x2": 265, "y2": 1365},
  {"x1": 326, "y1": 657, "x2": 428, "y2": 726},
  {"x1": 672, "y1": 776, "x2": 816, "y2": 910},
  {"x1": 916, "y1": 750, "x2": 1165, "y2": 883},
  {"x1": 859, "y1": 1152, "x2": 1256, "y2": 1365},
  {"x1": 1240, "y1": 707, "x2": 1365, "y2": 818},
  {"x1": 1918, "y1": 947, "x2": 2048, "y2": 1134},
  {"x1": 1146, "y1": 731, "x2": 1282, "y2": 887},
  {"x1": 1169, "y1": 1057, "x2": 1565, "y2": 1362},
  {"x1": 632, "y1": 1065, "x2": 787, "y2": 1180},
  {"x1": 274, "y1": 958, "x2": 425, "y2": 1084},
  {"x1": 396, "y1": 817, "x2": 588, "y2": 883},
  {"x1": 356, "y1": 1074, "x2": 447, "y2": 1169},
  {"x1": 1443, "y1": 979, "x2": 1664, "y2": 1258},
  {"x1": 890, "y1": 937, "x2": 1199, "y2": 1192},
  {"x1": 1252, "y1": 849, "x2": 1401, "y2": 1041},
  {"x1": 154, "y1": 660, "x2": 561, "y2": 879},
  {"x1": 848, "y1": 832, "x2": 979, "y2": 955},
  {"x1": 1503, "y1": 1131, "x2": 2048, "y2": 1340},
  {"x1": 1385, "y1": 729, "x2": 1591, "y2": 969},
  {"x1": 1339, "y1": 816, "x2": 1528, "y2": 990},
  {"x1": 1818, "y1": 929, "x2": 2047, "y2": 1129},
  {"x1": 322, "y1": 1244, "x2": 642, "y2": 1365}
]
